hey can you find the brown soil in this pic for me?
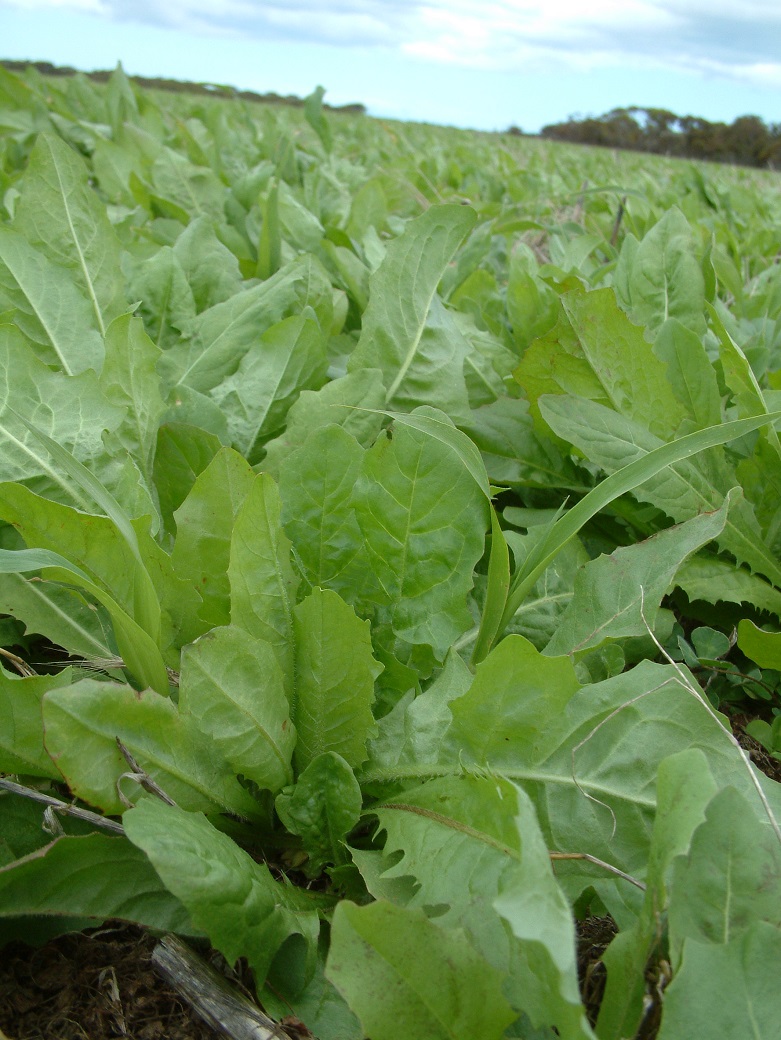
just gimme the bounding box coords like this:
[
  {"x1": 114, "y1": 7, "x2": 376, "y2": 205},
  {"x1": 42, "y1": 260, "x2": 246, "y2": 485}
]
[{"x1": 0, "y1": 924, "x2": 224, "y2": 1040}]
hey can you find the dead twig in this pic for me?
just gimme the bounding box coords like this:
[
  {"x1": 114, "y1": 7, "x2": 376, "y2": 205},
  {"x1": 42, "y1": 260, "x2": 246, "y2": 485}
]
[
  {"x1": 0, "y1": 777, "x2": 125, "y2": 835},
  {"x1": 152, "y1": 934, "x2": 299, "y2": 1040}
]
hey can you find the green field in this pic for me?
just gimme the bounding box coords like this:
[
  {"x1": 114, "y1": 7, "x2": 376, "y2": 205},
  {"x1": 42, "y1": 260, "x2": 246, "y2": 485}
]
[{"x1": 1, "y1": 62, "x2": 781, "y2": 1040}]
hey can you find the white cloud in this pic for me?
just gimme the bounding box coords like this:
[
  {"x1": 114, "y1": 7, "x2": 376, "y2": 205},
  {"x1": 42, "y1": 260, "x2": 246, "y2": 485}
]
[{"x1": 3, "y1": 0, "x2": 781, "y2": 92}]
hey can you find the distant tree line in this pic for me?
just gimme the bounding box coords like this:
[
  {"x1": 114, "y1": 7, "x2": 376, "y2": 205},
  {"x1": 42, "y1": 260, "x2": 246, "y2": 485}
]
[
  {"x1": 0, "y1": 59, "x2": 367, "y2": 116},
  {"x1": 539, "y1": 107, "x2": 781, "y2": 168}
]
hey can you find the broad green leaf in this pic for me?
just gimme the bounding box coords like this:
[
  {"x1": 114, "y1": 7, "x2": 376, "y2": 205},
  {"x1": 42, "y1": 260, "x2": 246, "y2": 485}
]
[
  {"x1": 352, "y1": 418, "x2": 488, "y2": 656},
  {"x1": 653, "y1": 318, "x2": 722, "y2": 428},
  {"x1": 738, "y1": 620, "x2": 781, "y2": 670},
  {"x1": 149, "y1": 146, "x2": 225, "y2": 224},
  {"x1": 597, "y1": 750, "x2": 718, "y2": 1040},
  {"x1": 517, "y1": 288, "x2": 688, "y2": 441},
  {"x1": 348, "y1": 204, "x2": 477, "y2": 417},
  {"x1": 0, "y1": 668, "x2": 72, "y2": 777},
  {"x1": 366, "y1": 649, "x2": 473, "y2": 774},
  {"x1": 0, "y1": 482, "x2": 160, "y2": 644},
  {"x1": 0, "y1": 326, "x2": 128, "y2": 508},
  {"x1": 0, "y1": 545, "x2": 169, "y2": 695},
  {"x1": 675, "y1": 557, "x2": 781, "y2": 616},
  {"x1": 495, "y1": 785, "x2": 595, "y2": 1040},
  {"x1": 544, "y1": 495, "x2": 731, "y2": 657},
  {"x1": 170, "y1": 447, "x2": 255, "y2": 629},
  {"x1": 124, "y1": 799, "x2": 329, "y2": 983},
  {"x1": 125, "y1": 246, "x2": 196, "y2": 350},
  {"x1": 43, "y1": 678, "x2": 261, "y2": 818},
  {"x1": 100, "y1": 314, "x2": 167, "y2": 507},
  {"x1": 656, "y1": 924, "x2": 781, "y2": 1040},
  {"x1": 502, "y1": 528, "x2": 588, "y2": 650},
  {"x1": 363, "y1": 648, "x2": 781, "y2": 912},
  {"x1": 537, "y1": 397, "x2": 781, "y2": 589},
  {"x1": 160, "y1": 254, "x2": 333, "y2": 393},
  {"x1": 0, "y1": 832, "x2": 194, "y2": 933},
  {"x1": 326, "y1": 900, "x2": 516, "y2": 1040},
  {"x1": 0, "y1": 226, "x2": 104, "y2": 374},
  {"x1": 263, "y1": 933, "x2": 363, "y2": 1040},
  {"x1": 153, "y1": 421, "x2": 223, "y2": 538},
  {"x1": 383, "y1": 406, "x2": 493, "y2": 501},
  {"x1": 275, "y1": 752, "x2": 362, "y2": 873},
  {"x1": 292, "y1": 588, "x2": 381, "y2": 773},
  {"x1": 172, "y1": 216, "x2": 242, "y2": 312},
  {"x1": 450, "y1": 636, "x2": 581, "y2": 765},
  {"x1": 13, "y1": 133, "x2": 124, "y2": 336},
  {"x1": 279, "y1": 424, "x2": 378, "y2": 603},
  {"x1": 179, "y1": 625, "x2": 295, "y2": 793},
  {"x1": 211, "y1": 312, "x2": 328, "y2": 464},
  {"x1": 668, "y1": 786, "x2": 781, "y2": 955},
  {"x1": 229, "y1": 473, "x2": 300, "y2": 687},
  {"x1": 460, "y1": 396, "x2": 591, "y2": 491},
  {"x1": 613, "y1": 208, "x2": 706, "y2": 336},
  {"x1": 0, "y1": 574, "x2": 114, "y2": 661},
  {"x1": 262, "y1": 368, "x2": 386, "y2": 476}
]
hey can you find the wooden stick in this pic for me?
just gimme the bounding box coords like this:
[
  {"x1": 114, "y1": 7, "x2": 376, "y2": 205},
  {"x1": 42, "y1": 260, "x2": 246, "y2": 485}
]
[{"x1": 152, "y1": 934, "x2": 299, "y2": 1040}]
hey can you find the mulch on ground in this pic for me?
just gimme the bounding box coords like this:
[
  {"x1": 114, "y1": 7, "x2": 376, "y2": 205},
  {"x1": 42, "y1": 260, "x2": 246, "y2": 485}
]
[{"x1": 0, "y1": 924, "x2": 224, "y2": 1040}]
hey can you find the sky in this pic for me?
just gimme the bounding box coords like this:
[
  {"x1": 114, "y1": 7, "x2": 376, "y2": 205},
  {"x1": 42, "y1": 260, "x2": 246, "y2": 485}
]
[{"x1": 1, "y1": 0, "x2": 780, "y2": 134}]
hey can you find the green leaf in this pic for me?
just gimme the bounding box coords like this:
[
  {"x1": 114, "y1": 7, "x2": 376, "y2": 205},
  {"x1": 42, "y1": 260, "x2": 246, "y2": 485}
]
[
  {"x1": 668, "y1": 786, "x2": 781, "y2": 954},
  {"x1": 536, "y1": 398, "x2": 781, "y2": 590},
  {"x1": 495, "y1": 785, "x2": 595, "y2": 1040},
  {"x1": 597, "y1": 749, "x2": 718, "y2": 1040},
  {"x1": 471, "y1": 506, "x2": 511, "y2": 665},
  {"x1": 229, "y1": 473, "x2": 300, "y2": 689},
  {"x1": 179, "y1": 625, "x2": 295, "y2": 793},
  {"x1": 279, "y1": 424, "x2": 378, "y2": 603},
  {"x1": 516, "y1": 288, "x2": 687, "y2": 442},
  {"x1": 257, "y1": 178, "x2": 281, "y2": 279},
  {"x1": 153, "y1": 422, "x2": 223, "y2": 538},
  {"x1": 0, "y1": 574, "x2": 114, "y2": 661},
  {"x1": 100, "y1": 314, "x2": 167, "y2": 508},
  {"x1": 211, "y1": 312, "x2": 328, "y2": 465},
  {"x1": 348, "y1": 204, "x2": 477, "y2": 417},
  {"x1": 125, "y1": 246, "x2": 195, "y2": 350},
  {"x1": 262, "y1": 368, "x2": 386, "y2": 477},
  {"x1": 613, "y1": 208, "x2": 706, "y2": 336},
  {"x1": 544, "y1": 494, "x2": 731, "y2": 657},
  {"x1": 0, "y1": 326, "x2": 128, "y2": 508},
  {"x1": 675, "y1": 557, "x2": 781, "y2": 616},
  {"x1": 363, "y1": 649, "x2": 781, "y2": 912},
  {"x1": 173, "y1": 216, "x2": 242, "y2": 312},
  {"x1": 292, "y1": 588, "x2": 381, "y2": 773},
  {"x1": 42, "y1": 677, "x2": 260, "y2": 818},
  {"x1": 0, "y1": 544, "x2": 169, "y2": 695},
  {"x1": 0, "y1": 226, "x2": 104, "y2": 374},
  {"x1": 0, "y1": 668, "x2": 72, "y2": 777},
  {"x1": 160, "y1": 254, "x2": 333, "y2": 393},
  {"x1": 653, "y1": 318, "x2": 722, "y2": 428},
  {"x1": 275, "y1": 752, "x2": 362, "y2": 873},
  {"x1": 0, "y1": 832, "x2": 194, "y2": 933},
  {"x1": 738, "y1": 620, "x2": 781, "y2": 670},
  {"x1": 0, "y1": 480, "x2": 160, "y2": 637},
  {"x1": 326, "y1": 900, "x2": 516, "y2": 1040},
  {"x1": 657, "y1": 924, "x2": 781, "y2": 1040},
  {"x1": 170, "y1": 447, "x2": 255, "y2": 629},
  {"x1": 124, "y1": 799, "x2": 328, "y2": 983},
  {"x1": 13, "y1": 133, "x2": 124, "y2": 336},
  {"x1": 352, "y1": 417, "x2": 488, "y2": 656},
  {"x1": 304, "y1": 85, "x2": 333, "y2": 153}
]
